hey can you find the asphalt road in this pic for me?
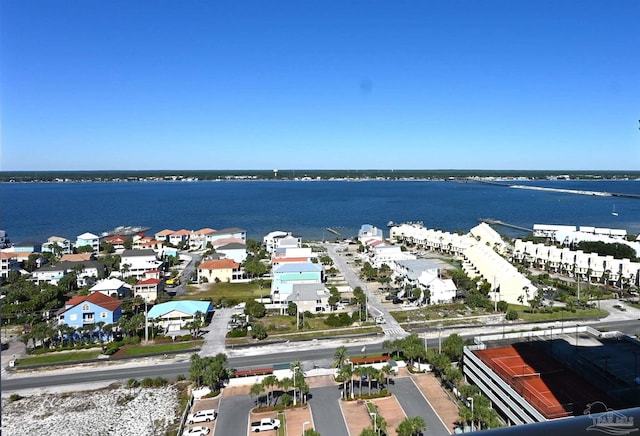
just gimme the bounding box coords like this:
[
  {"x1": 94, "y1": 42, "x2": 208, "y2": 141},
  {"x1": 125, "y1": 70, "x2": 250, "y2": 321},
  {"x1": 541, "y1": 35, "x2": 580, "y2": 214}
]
[{"x1": 4, "y1": 319, "x2": 639, "y2": 393}]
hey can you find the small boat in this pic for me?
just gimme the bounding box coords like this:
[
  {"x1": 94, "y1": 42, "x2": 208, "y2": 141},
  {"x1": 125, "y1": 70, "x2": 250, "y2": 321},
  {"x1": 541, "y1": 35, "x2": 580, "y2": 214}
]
[{"x1": 611, "y1": 205, "x2": 618, "y2": 217}]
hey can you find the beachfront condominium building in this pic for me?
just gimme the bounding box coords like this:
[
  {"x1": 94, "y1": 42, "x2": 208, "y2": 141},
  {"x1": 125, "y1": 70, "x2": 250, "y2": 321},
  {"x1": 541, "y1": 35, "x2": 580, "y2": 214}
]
[{"x1": 264, "y1": 231, "x2": 302, "y2": 255}]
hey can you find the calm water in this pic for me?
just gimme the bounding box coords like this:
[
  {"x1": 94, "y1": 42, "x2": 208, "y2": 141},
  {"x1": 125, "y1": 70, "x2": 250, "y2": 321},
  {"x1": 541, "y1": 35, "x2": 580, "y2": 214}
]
[{"x1": 1, "y1": 180, "x2": 638, "y2": 243}]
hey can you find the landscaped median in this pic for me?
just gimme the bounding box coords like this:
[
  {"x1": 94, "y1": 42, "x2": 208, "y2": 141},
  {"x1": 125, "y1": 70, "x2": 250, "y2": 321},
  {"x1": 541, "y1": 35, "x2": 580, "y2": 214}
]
[{"x1": 11, "y1": 340, "x2": 204, "y2": 369}]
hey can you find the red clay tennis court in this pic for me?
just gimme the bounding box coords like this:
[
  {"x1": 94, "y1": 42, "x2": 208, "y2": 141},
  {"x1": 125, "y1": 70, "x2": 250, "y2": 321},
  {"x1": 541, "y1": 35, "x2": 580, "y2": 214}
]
[{"x1": 475, "y1": 344, "x2": 611, "y2": 419}]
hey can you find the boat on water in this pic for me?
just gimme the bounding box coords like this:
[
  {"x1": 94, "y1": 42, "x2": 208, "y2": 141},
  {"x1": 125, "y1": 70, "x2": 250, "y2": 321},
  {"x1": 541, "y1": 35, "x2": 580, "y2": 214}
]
[
  {"x1": 101, "y1": 225, "x2": 151, "y2": 237},
  {"x1": 612, "y1": 204, "x2": 618, "y2": 217}
]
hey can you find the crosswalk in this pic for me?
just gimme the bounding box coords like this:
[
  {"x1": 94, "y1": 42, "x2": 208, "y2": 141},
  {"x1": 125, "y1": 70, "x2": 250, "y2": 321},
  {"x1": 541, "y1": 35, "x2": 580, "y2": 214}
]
[{"x1": 383, "y1": 327, "x2": 408, "y2": 337}]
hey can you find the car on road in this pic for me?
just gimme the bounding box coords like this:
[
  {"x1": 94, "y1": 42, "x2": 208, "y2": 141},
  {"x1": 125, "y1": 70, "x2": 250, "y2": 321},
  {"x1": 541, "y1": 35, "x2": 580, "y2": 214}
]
[
  {"x1": 251, "y1": 417, "x2": 281, "y2": 432},
  {"x1": 183, "y1": 426, "x2": 210, "y2": 436},
  {"x1": 187, "y1": 409, "x2": 217, "y2": 424}
]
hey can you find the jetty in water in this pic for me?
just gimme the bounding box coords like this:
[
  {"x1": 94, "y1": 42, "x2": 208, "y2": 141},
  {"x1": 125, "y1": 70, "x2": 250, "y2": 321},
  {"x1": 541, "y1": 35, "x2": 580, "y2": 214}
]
[{"x1": 101, "y1": 225, "x2": 151, "y2": 237}]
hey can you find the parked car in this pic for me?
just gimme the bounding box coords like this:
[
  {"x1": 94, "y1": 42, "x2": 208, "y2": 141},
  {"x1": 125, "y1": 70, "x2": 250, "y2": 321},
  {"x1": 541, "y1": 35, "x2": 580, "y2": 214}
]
[
  {"x1": 183, "y1": 426, "x2": 210, "y2": 436},
  {"x1": 187, "y1": 409, "x2": 217, "y2": 424},
  {"x1": 251, "y1": 418, "x2": 281, "y2": 432},
  {"x1": 392, "y1": 298, "x2": 403, "y2": 304}
]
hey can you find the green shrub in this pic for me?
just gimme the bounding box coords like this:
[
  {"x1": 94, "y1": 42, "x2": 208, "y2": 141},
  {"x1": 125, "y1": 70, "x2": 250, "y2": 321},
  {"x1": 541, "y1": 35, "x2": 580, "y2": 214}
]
[
  {"x1": 506, "y1": 310, "x2": 519, "y2": 321},
  {"x1": 227, "y1": 329, "x2": 248, "y2": 338},
  {"x1": 9, "y1": 393, "x2": 23, "y2": 402}
]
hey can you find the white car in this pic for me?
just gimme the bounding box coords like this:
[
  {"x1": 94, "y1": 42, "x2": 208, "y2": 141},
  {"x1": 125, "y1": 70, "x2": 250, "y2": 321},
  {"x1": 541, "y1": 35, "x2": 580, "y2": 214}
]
[
  {"x1": 187, "y1": 409, "x2": 217, "y2": 424},
  {"x1": 183, "y1": 426, "x2": 210, "y2": 436}
]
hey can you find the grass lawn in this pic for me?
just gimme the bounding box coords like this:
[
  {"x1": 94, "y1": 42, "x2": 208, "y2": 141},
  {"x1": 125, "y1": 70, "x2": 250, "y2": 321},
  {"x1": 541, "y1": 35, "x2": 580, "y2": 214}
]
[
  {"x1": 17, "y1": 350, "x2": 103, "y2": 366},
  {"x1": 507, "y1": 304, "x2": 608, "y2": 322},
  {"x1": 226, "y1": 326, "x2": 382, "y2": 345},
  {"x1": 116, "y1": 340, "x2": 204, "y2": 357},
  {"x1": 179, "y1": 281, "x2": 270, "y2": 304}
]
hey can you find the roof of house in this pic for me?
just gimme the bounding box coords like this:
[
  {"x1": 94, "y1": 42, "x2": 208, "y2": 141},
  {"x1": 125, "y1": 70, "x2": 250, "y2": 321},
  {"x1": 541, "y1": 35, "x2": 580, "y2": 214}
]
[
  {"x1": 272, "y1": 257, "x2": 310, "y2": 264},
  {"x1": 212, "y1": 237, "x2": 245, "y2": 247},
  {"x1": 105, "y1": 235, "x2": 128, "y2": 243},
  {"x1": 35, "y1": 260, "x2": 105, "y2": 273},
  {"x1": 147, "y1": 300, "x2": 212, "y2": 319},
  {"x1": 213, "y1": 227, "x2": 245, "y2": 234},
  {"x1": 47, "y1": 236, "x2": 69, "y2": 243},
  {"x1": 63, "y1": 292, "x2": 122, "y2": 313},
  {"x1": 90, "y1": 278, "x2": 129, "y2": 291},
  {"x1": 135, "y1": 277, "x2": 161, "y2": 286},
  {"x1": 60, "y1": 253, "x2": 94, "y2": 262},
  {"x1": 273, "y1": 262, "x2": 323, "y2": 273},
  {"x1": 171, "y1": 229, "x2": 192, "y2": 237},
  {"x1": 14, "y1": 241, "x2": 41, "y2": 247},
  {"x1": 0, "y1": 252, "x2": 15, "y2": 260},
  {"x1": 194, "y1": 228, "x2": 216, "y2": 235},
  {"x1": 285, "y1": 283, "x2": 329, "y2": 301},
  {"x1": 121, "y1": 249, "x2": 157, "y2": 257},
  {"x1": 217, "y1": 242, "x2": 247, "y2": 250},
  {"x1": 155, "y1": 229, "x2": 174, "y2": 236},
  {"x1": 198, "y1": 259, "x2": 240, "y2": 270},
  {"x1": 77, "y1": 232, "x2": 100, "y2": 240}
]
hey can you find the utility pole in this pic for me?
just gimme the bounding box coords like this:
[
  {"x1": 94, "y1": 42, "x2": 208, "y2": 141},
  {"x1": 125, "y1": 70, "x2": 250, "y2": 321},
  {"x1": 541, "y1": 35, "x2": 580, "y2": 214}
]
[{"x1": 144, "y1": 299, "x2": 149, "y2": 343}]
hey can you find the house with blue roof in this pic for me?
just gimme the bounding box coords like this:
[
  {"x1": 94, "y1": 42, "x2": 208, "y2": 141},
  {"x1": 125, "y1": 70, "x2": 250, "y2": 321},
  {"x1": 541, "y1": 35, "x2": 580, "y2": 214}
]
[
  {"x1": 271, "y1": 262, "x2": 325, "y2": 311},
  {"x1": 147, "y1": 300, "x2": 212, "y2": 332}
]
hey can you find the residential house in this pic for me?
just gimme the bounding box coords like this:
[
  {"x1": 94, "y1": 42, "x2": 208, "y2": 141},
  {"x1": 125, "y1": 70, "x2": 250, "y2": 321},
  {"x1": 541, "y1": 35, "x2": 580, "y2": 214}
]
[
  {"x1": 216, "y1": 242, "x2": 248, "y2": 264},
  {"x1": 264, "y1": 231, "x2": 301, "y2": 255},
  {"x1": 10, "y1": 241, "x2": 42, "y2": 253},
  {"x1": 207, "y1": 227, "x2": 247, "y2": 245},
  {"x1": 285, "y1": 283, "x2": 331, "y2": 314},
  {"x1": 75, "y1": 232, "x2": 101, "y2": 252},
  {"x1": 147, "y1": 300, "x2": 212, "y2": 332},
  {"x1": 103, "y1": 235, "x2": 128, "y2": 251},
  {"x1": 42, "y1": 236, "x2": 73, "y2": 255},
  {"x1": 0, "y1": 252, "x2": 19, "y2": 281},
  {"x1": 57, "y1": 292, "x2": 123, "y2": 328},
  {"x1": 189, "y1": 228, "x2": 217, "y2": 250},
  {"x1": 133, "y1": 235, "x2": 164, "y2": 253},
  {"x1": 133, "y1": 276, "x2": 164, "y2": 303},
  {"x1": 358, "y1": 224, "x2": 384, "y2": 243},
  {"x1": 197, "y1": 259, "x2": 242, "y2": 283},
  {"x1": 271, "y1": 262, "x2": 324, "y2": 303},
  {"x1": 154, "y1": 229, "x2": 174, "y2": 242},
  {"x1": 0, "y1": 230, "x2": 9, "y2": 248},
  {"x1": 119, "y1": 249, "x2": 163, "y2": 279},
  {"x1": 370, "y1": 245, "x2": 415, "y2": 268},
  {"x1": 89, "y1": 278, "x2": 131, "y2": 299},
  {"x1": 168, "y1": 229, "x2": 192, "y2": 247},
  {"x1": 32, "y1": 260, "x2": 106, "y2": 287}
]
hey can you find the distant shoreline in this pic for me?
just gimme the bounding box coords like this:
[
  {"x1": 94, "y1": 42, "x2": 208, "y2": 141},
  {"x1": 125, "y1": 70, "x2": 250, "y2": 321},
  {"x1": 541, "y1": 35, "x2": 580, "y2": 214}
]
[{"x1": 1, "y1": 169, "x2": 639, "y2": 184}]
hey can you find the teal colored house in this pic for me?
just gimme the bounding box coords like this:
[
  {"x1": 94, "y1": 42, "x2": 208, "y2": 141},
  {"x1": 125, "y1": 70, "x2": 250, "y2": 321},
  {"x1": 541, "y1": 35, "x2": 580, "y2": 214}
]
[{"x1": 271, "y1": 262, "x2": 324, "y2": 303}]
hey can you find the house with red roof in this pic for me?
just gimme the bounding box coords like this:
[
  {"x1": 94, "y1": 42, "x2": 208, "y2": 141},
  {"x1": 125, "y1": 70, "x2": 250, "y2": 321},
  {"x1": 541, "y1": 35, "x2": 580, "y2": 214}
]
[
  {"x1": 154, "y1": 229, "x2": 174, "y2": 242},
  {"x1": 133, "y1": 276, "x2": 164, "y2": 303},
  {"x1": 197, "y1": 259, "x2": 242, "y2": 283},
  {"x1": 104, "y1": 235, "x2": 128, "y2": 251},
  {"x1": 169, "y1": 229, "x2": 192, "y2": 246},
  {"x1": 57, "y1": 293, "x2": 122, "y2": 328},
  {"x1": 190, "y1": 228, "x2": 217, "y2": 250}
]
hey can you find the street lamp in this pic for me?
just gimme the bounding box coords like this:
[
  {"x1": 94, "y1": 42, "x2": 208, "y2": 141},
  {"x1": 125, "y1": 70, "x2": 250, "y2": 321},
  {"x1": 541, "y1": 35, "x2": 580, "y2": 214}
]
[
  {"x1": 467, "y1": 397, "x2": 474, "y2": 432},
  {"x1": 293, "y1": 366, "x2": 299, "y2": 406},
  {"x1": 302, "y1": 420, "x2": 311, "y2": 435},
  {"x1": 370, "y1": 412, "x2": 378, "y2": 435},
  {"x1": 348, "y1": 360, "x2": 355, "y2": 399},
  {"x1": 438, "y1": 324, "x2": 443, "y2": 354}
]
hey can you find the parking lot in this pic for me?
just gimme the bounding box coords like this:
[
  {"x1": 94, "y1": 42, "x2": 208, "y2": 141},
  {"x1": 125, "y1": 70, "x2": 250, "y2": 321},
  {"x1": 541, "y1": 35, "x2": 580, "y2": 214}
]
[{"x1": 185, "y1": 370, "x2": 458, "y2": 436}]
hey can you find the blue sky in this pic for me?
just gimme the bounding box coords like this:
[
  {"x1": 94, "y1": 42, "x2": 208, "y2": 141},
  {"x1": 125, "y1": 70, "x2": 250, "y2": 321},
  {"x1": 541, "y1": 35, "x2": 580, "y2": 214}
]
[{"x1": 1, "y1": 1, "x2": 639, "y2": 171}]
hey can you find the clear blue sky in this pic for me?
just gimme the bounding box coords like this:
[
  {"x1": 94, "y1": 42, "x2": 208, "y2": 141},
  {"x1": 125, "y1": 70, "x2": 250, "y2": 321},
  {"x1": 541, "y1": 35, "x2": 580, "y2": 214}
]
[{"x1": 1, "y1": 1, "x2": 639, "y2": 171}]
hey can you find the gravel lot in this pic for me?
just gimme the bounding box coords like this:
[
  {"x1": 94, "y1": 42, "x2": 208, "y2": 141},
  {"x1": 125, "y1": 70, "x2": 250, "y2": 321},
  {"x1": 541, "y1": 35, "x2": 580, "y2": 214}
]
[{"x1": 1, "y1": 384, "x2": 180, "y2": 436}]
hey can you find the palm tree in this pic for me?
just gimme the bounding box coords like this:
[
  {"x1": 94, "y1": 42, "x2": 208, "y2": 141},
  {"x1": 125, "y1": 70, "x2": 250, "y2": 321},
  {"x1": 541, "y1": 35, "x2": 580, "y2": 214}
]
[
  {"x1": 338, "y1": 363, "x2": 354, "y2": 399},
  {"x1": 278, "y1": 377, "x2": 293, "y2": 406},
  {"x1": 250, "y1": 382, "x2": 265, "y2": 407},
  {"x1": 333, "y1": 346, "x2": 348, "y2": 368},
  {"x1": 262, "y1": 375, "x2": 278, "y2": 406}
]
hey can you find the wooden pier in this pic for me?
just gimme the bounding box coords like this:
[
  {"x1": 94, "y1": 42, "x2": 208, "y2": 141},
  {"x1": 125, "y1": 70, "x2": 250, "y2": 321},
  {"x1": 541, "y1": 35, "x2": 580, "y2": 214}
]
[{"x1": 479, "y1": 218, "x2": 533, "y2": 233}]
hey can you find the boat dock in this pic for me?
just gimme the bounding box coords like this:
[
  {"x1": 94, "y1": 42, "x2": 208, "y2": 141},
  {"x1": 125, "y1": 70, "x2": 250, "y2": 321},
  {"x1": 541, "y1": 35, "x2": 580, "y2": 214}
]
[{"x1": 479, "y1": 218, "x2": 533, "y2": 233}]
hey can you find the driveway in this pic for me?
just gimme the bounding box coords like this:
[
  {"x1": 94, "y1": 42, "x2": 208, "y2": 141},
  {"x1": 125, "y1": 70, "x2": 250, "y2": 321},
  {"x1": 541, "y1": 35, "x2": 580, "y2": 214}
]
[
  {"x1": 323, "y1": 243, "x2": 407, "y2": 339},
  {"x1": 200, "y1": 308, "x2": 234, "y2": 357}
]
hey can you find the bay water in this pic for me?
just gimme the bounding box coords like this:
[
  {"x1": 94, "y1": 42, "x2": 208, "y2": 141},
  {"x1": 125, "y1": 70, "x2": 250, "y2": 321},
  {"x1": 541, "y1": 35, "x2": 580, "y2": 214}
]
[{"x1": 1, "y1": 180, "x2": 638, "y2": 243}]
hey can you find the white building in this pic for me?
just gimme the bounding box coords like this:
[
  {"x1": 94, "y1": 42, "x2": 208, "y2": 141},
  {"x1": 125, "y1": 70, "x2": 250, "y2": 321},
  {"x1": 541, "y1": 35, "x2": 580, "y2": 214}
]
[
  {"x1": 370, "y1": 245, "x2": 416, "y2": 268},
  {"x1": 264, "y1": 231, "x2": 302, "y2": 255},
  {"x1": 358, "y1": 224, "x2": 384, "y2": 243},
  {"x1": 119, "y1": 249, "x2": 163, "y2": 279},
  {"x1": 89, "y1": 278, "x2": 131, "y2": 298}
]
